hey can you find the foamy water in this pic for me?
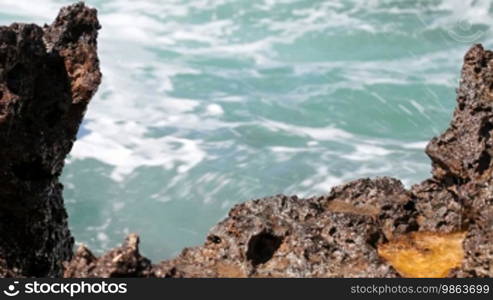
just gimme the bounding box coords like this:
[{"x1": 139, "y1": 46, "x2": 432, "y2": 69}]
[{"x1": 0, "y1": 0, "x2": 492, "y2": 260}]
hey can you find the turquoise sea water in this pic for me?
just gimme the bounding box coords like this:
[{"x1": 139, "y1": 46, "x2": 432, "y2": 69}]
[{"x1": 0, "y1": 0, "x2": 492, "y2": 260}]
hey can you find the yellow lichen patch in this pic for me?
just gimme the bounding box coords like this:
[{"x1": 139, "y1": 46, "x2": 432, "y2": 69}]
[
  {"x1": 378, "y1": 231, "x2": 467, "y2": 278},
  {"x1": 327, "y1": 200, "x2": 380, "y2": 216}
]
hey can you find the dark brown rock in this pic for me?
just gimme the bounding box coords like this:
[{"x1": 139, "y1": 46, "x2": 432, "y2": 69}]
[
  {"x1": 152, "y1": 191, "x2": 398, "y2": 277},
  {"x1": 63, "y1": 234, "x2": 152, "y2": 278},
  {"x1": 0, "y1": 258, "x2": 22, "y2": 278},
  {"x1": 410, "y1": 179, "x2": 464, "y2": 233},
  {"x1": 0, "y1": 2, "x2": 101, "y2": 277},
  {"x1": 426, "y1": 44, "x2": 493, "y2": 184},
  {"x1": 0, "y1": 4, "x2": 491, "y2": 278},
  {"x1": 421, "y1": 45, "x2": 493, "y2": 277},
  {"x1": 451, "y1": 180, "x2": 493, "y2": 277}
]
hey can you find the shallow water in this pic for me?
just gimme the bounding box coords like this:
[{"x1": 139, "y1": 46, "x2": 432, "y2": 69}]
[{"x1": 0, "y1": 0, "x2": 492, "y2": 260}]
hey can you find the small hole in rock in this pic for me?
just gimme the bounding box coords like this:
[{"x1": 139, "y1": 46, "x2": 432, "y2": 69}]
[
  {"x1": 381, "y1": 204, "x2": 392, "y2": 211},
  {"x1": 403, "y1": 201, "x2": 415, "y2": 211},
  {"x1": 207, "y1": 235, "x2": 222, "y2": 244},
  {"x1": 476, "y1": 151, "x2": 491, "y2": 175},
  {"x1": 366, "y1": 231, "x2": 381, "y2": 248},
  {"x1": 405, "y1": 221, "x2": 420, "y2": 233},
  {"x1": 246, "y1": 231, "x2": 283, "y2": 266},
  {"x1": 479, "y1": 120, "x2": 493, "y2": 140},
  {"x1": 436, "y1": 221, "x2": 447, "y2": 228}
]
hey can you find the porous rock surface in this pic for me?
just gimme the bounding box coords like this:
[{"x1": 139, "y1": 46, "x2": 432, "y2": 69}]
[
  {"x1": 0, "y1": 2, "x2": 101, "y2": 277},
  {"x1": 0, "y1": 3, "x2": 492, "y2": 278}
]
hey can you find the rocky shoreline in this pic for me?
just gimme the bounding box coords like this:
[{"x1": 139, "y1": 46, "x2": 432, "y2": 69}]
[{"x1": 0, "y1": 3, "x2": 491, "y2": 278}]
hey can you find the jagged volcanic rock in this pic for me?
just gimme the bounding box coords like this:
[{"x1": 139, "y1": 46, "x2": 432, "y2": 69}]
[
  {"x1": 427, "y1": 45, "x2": 493, "y2": 184},
  {"x1": 0, "y1": 3, "x2": 491, "y2": 278},
  {"x1": 63, "y1": 234, "x2": 152, "y2": 278},
  {"x1": 422, "y1": 44, "x2": 493, "y2": 276},
  {"x1": 0, "y1": 2, "x2": 101, "y2": 277}
]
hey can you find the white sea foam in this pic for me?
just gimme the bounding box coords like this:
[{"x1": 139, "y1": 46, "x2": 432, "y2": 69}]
[
  {"x1": 263, "y1": 119, "x2": 353, "y2": 141},
  {"x1": 205, "y1": 104, "x2": 224, "y2": 116},
  {"x1": 402, "y1": 141, "x2": 428, "y2": 149},
  {"x1": 342, "y1": 144, "x2": 393, "y2": 161}
]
